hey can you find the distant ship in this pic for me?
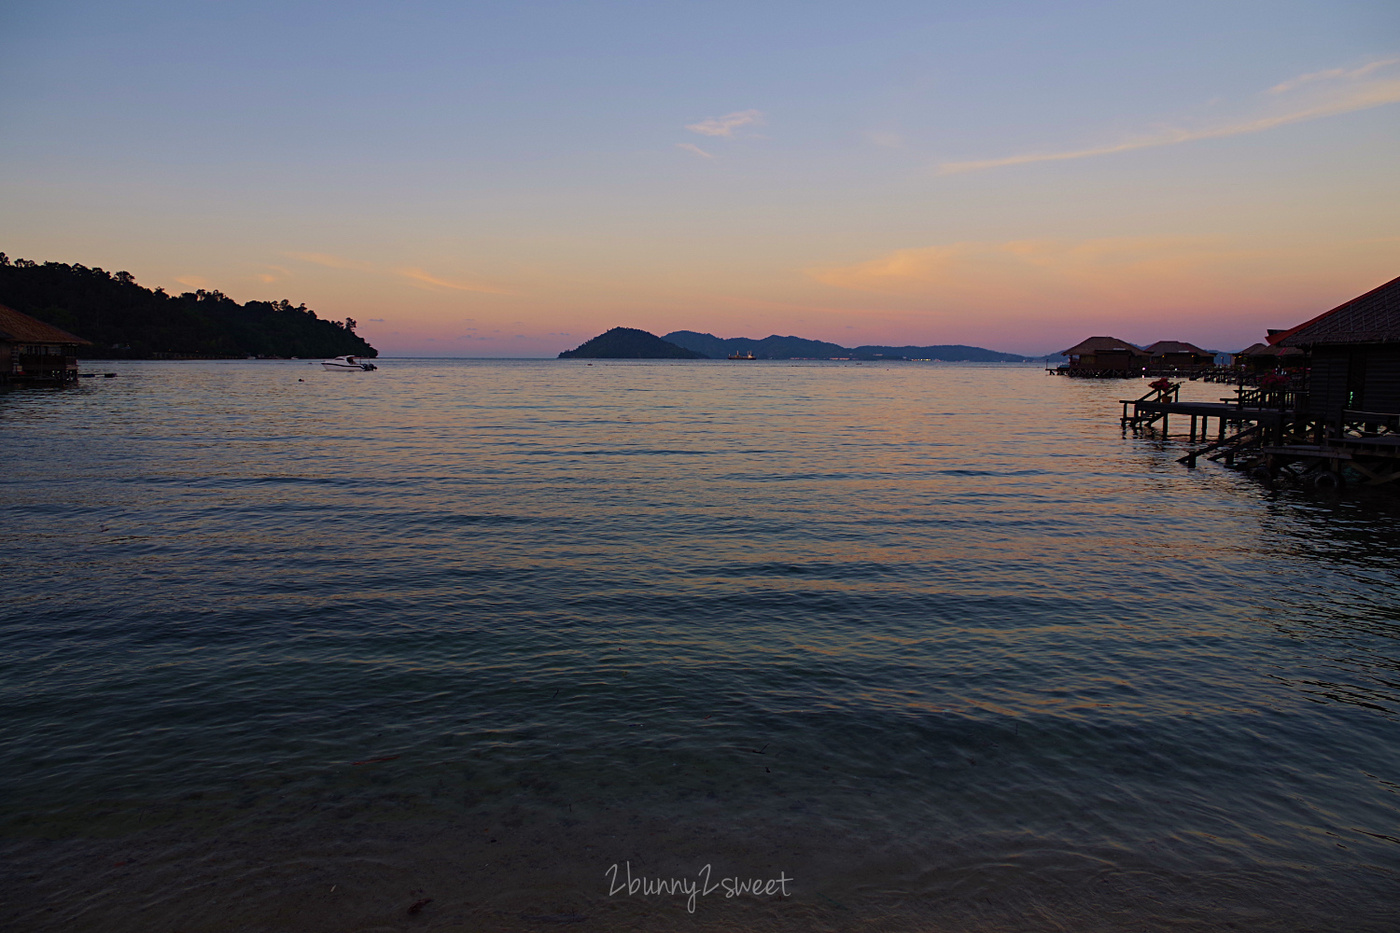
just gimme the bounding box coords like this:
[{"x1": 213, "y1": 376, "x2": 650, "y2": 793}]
[{"x1": 727, "y1": 351, "x2": 756, "y2": 360}]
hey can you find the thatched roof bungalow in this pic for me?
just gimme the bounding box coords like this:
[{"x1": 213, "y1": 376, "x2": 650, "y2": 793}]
[
  {"x1": 1059, "y1": 336, "x2": 1152, "y2": 376},
  {"x1": 0, "y1": 303, "x2": 91, "y2": 385},
  {"x1": 1144, "y1": 340, "x2": 1214, "y2": 372},
  {"x1": 1234, "y1": 341, "x2": 1304, "y2": 374}
]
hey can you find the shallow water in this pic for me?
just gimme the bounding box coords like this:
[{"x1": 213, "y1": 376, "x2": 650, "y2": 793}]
[{"x1": 2, "y1": 359, "x2": 1398, "y2": 932}]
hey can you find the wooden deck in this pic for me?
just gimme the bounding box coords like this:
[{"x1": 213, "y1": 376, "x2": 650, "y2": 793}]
[
  {"x1": 1120, "y1": 384, "x2": 1289, "y2": 444},
  {"x1": 1119, "y1": 382, "x2": 1400, "y2": 487},
  {"x1": 1131, "y1": 400, "x2": 1287, "y2": 422},
  {"x1": 1257, "y1": 439, "x2": 1400, "y2": 487}
]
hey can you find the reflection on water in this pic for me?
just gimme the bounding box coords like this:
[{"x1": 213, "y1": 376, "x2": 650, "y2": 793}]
[{"x1": 1, "y1": 360, "x2": 1397, "y2": 931}]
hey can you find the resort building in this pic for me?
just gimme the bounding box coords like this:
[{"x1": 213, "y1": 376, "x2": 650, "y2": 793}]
[
  {"x1": 1059, "y1": 336, "x2": 1152, "y2": 377},
  {"x1": 1144, "y1": 340, "x2": 1214, "y2": 373},
  {"x1": 1234, "y1": 341, "x2": 1305, "y2": 375},
  {"x1": 1270, "y1": 274, "x2": 1400, "y2": 424},
  {"x1": 0, "y1": 303, "x2": 91, "y2": 385}
]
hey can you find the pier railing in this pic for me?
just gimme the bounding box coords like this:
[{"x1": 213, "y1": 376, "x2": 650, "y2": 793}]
[
  {"x1": 1120, "y1": 381, "x2": 1180, "y2": 430},
  {"x1": 1227, "y1": 367, "x2": 1306, "y2": 410}
]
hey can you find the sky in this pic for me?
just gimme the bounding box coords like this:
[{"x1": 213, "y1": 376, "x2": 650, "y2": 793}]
[{"x1": 1, "y1": 0, "x2": 1397, "y2": 357}]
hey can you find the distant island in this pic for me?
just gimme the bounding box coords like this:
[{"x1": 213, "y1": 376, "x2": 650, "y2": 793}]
[
  {"x1": 0, "y1": 253, "x2": 376, "y2": 360},
  {"x1": 558, "y1": 327, "x2": 706, "y2": 359},
  {"x1": 558, "y1": 326, "x2": 1031, "y2": 361},
  {"x1": 666, "y1": 331, "x2": 1031, "y2": 361}
]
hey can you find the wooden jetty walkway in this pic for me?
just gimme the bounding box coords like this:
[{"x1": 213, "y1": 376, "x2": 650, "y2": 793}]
[
  {"x1": 1120, "y1": 381, "x2": 1400, "y2": 488},
  {"x1": 1107, "y1": 272, "x2": 1400, "y2": 490}
]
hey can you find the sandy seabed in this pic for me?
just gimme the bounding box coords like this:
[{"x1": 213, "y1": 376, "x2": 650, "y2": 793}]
[{"x1": 5, "y1": 800, "x2": 1391, "y2": 933}]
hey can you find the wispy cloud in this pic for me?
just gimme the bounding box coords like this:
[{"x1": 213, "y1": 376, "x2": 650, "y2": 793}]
[
  {"x1": 254, "y1": 265, "x2": 291, "y2": 284},
  {"x1": 676, "y1": 142, "x2": 715, "y2": 159},
  {"x1": 285, "y1": 252, "x2": 376, "y2": 272},
  {"x1": 806, "y1": 234, "x2": 1400, "y2": 324},
  {"x1": 396, "y1": 267, "x2": 513, "y2": 295},
  {"x1": 1270, "y1": 58, "x2": 1400, "y2": 94},
  {"x1": 686, "y1": 109, "x2": 763, "y2": 137},
  {"x1": 811, "y1": 237, "x2": 1226, "y2": 293},
  {"x1": 938, "y1": 58, "x2": 1400, "y2": 175},
  {"x1": 174, "y1": 274, "x2": 212, "y2": 289},
  {"x1": 285, "y1": 252, "x2": 513, "y2": 296},
  {"x1": 805, "y1": 236, "x2": 1294, "y2": 316}
]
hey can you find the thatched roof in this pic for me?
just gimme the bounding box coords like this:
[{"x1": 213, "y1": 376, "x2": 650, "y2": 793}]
[
  {"x1": 1272, "y1": 274, "x2": 1400, "y2": 348},
  {"x1": 1144, "y1": 340, "x2": 1211, "y2": 356},
  {"x1": 0, "y1": 303, "x2": 91, "y2": 345},
  {"x1": 1059, "y1": 336, "x2": 1149, "y2": 357}
]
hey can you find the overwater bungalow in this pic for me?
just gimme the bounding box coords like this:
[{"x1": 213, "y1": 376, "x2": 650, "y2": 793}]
[
  {"x1": 1234, "y1": 341, "x2": 1305, "y2": 375},
  {"x1": 0, "y1": 303, "x2": 91, "y2": 385},
  {"x1": 1144, "y1": 340, "x2": 1214, "y2": 373},
  {"x1": 1118, "y1": 274, "x2": 1400, "y2": 488},
  {"x1": 1269, "y1": 273, "x2": 1400, "y2": 424},
  {"x1": 1059, "y1": 336, "x2": 1152, "y2": 377}
]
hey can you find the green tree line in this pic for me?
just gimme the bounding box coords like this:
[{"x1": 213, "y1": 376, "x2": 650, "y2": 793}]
[{"x1": 0, "y1": 253, "x2": 377, "y2": 359}]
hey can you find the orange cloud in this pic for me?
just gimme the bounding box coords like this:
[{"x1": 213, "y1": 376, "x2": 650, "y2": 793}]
[
  {"x1": 395, "y1": 267, "x2": 514, "y2": 295},
  {"x1": 285, "y1": 252, "x2": 376, "y2": 272},
  {"x1": 810, "y1": 237, "x2": 1248, "y2": 309},
  {"x1": 808, "y1": 236, "x2": 1400, "y2": 319}
]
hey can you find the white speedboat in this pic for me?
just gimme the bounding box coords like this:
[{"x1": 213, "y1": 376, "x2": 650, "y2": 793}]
[{"x1": 322, "y1": 355, "x2": 377, "y2": 371}]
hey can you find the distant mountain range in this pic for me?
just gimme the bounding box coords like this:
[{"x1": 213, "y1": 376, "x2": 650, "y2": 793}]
[
  {"x1": 663, "y1": 331, "x2": 1032, "y2": 361},
  {"x1": 556, "y1": 328, "x2": 1034, "y2": 361}
]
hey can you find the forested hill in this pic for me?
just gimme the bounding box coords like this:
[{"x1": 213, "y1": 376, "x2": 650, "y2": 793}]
[
  {"x1": 558, "y1": 326, "x2": 705, "y2": 359},
  {"x1": 0, "y1": 253, "x2": 376, "y2": 359}
]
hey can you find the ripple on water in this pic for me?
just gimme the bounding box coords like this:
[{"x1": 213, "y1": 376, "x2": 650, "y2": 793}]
[{"x1": 1, "y1": 360, "x2": 1398, "y2": 931}]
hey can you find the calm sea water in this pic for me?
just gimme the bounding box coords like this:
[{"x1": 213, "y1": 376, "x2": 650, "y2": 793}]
[{"x1": 2, "y1": 359, "x2": 1398, "y2": 932}]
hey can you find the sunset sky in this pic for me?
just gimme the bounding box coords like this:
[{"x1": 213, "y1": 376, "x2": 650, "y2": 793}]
[{"x1": 2, "y1": 0, "x2": 1397, "y2": 356}]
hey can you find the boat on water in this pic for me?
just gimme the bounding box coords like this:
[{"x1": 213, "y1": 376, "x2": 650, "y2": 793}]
[
  {"x1": 728, "y1": 351, "x2": 756, "y2": 360},
  {"x1": 322, "y1": 355, "x2": 377, "y2": 371}
]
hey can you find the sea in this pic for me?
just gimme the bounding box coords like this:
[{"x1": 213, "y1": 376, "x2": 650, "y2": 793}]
[{"x1": 2, "y1": 359, "x2": 1398, "y2": 933}]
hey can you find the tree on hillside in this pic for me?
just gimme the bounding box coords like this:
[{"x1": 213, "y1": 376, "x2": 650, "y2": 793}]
[{"x1": 0, "y1": 254, "x2": 378, "y2": 359}]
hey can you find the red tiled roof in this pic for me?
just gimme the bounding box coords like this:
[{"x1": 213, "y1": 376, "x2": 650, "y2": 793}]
[{"x1": 1270, "y1": 275, "x2": 1400, "y2": 347}]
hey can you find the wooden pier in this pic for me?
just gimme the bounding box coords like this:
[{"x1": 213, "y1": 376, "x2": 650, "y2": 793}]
[
  {"x1": 1109, "y1": 274, "x2": 1400, "y2": 490},
  {"x1": 1121, "y1": 381, "x2": 1287, "y2": 447},
  {"x1": 1255, "y1": 414, "x2": 1400, "y2": 488},
  {"x1": 1119, "y1": 381, "x2": 1400, "y2": 488}
]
